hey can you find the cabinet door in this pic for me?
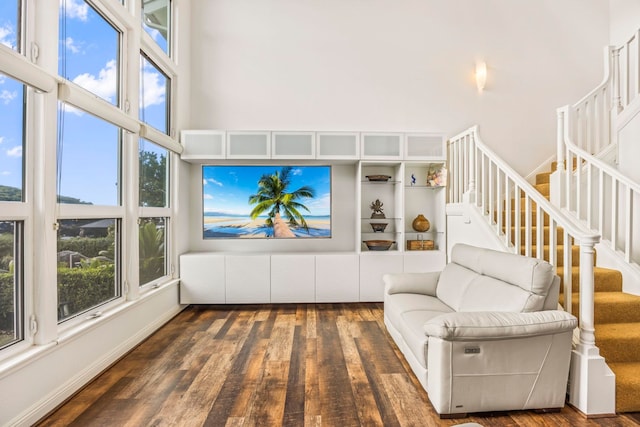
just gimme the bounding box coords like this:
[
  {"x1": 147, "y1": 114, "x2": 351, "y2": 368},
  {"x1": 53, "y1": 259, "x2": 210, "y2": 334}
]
[
  {"x1": 179, "y1": 253, "x2": 225, "y2": 303},
  {"x1": 227, "y1": 131, "x2": 271, "y2": 159},
  {"x1": 316, "y1": 254, "x2": 359, "y2": 302},
  {"x1": 361, "y1": 133, "x2": 403, "y2": 159},
  {"x1": 403, "y1": 251, "x2": 446, "y2": 273},
  {"x1": 225, "y1": 255, "x2": 271, "y2": 303},
  {"x1": 359, "y1": 253, "x2": 403, "y2": 302},
  {"x1": 180, "y1": 130, "x2": 226, "y2": 161},
  {"x1": 404, "y1": 133, "x2": 445, "y2": 160},
  {"x1": 272, "y1": 132, "x2": 315, "y2": 159},
  {"x1": 271, "y1": 255, "x2": 315, "y2": 302},
  {"x1": 316, "y1": 132, "x2": 360, "y2": 159}
]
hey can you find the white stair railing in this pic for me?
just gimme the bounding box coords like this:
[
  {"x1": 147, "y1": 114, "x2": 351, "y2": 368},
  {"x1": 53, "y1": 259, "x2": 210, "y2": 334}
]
[
  {"x1": 449, "y1": 126, "x2": 614, "y2": 416},
  {"x1": 557, "y1": 106, "x2": 640, "y2": 268},
  {"x1": 612, "y1": 29, "x2": 640, "y2": 113}
]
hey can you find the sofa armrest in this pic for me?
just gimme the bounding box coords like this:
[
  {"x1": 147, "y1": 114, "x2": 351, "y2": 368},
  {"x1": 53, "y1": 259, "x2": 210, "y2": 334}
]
[
  {"x1": 383, "y1": 272, "x2": 440, "y2": 296},
  {"x1": 423, "y1": 310, "x2": 577, "y2": 341}
]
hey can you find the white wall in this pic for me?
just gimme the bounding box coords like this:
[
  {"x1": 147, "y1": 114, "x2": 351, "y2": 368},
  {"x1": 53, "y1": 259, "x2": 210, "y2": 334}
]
[
  {"x1": 186, "y1": 0, "x2": 608, "y2": 176},
  {"x1": 609, "y1": 0, "x2": 640, "y2": 45}
]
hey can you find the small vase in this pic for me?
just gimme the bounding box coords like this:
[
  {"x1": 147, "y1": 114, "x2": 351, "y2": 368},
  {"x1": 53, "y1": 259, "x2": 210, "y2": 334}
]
[{"x1": 412, "y1": 214, "x2": 430, "y2": 232}]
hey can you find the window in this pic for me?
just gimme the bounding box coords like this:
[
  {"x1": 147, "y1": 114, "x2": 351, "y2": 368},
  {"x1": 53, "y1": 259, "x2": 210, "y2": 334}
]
[
  {"x1": 139, "y1": 217, "x2": 167, "y2": 285},
  {"x1": 0, "y1": 0, "x2": 20, "y2": 51},
  {"x1": 57, "y1": 104, "x2": 121, "y2": 206},
  {"x1": 139, "y1": 139, "x2": 168, "y2": 208},
  {"x1": 140, "y1": 54, "x2": 169, "y2": 134},
  {"x1": 0, "y1": 74, "x2": 25, "y2": 202},
  {"x1": 142, "y1": 0, "x2": 170, "y2": 55},
  {"x1": 57, "y1": 218, "x2": 120, "y2": 321},
  {"x1": 59, "y1": 0, "x2": 121, "y2": 106},
  {"x1": 0, "y1": 221, "x2": 23, "y2": 349}
]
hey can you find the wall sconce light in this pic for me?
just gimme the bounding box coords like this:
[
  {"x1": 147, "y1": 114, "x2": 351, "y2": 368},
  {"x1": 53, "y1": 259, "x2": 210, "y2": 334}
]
[{"x1": 475, "y1": 61, "x2": 487, "y2": 92}]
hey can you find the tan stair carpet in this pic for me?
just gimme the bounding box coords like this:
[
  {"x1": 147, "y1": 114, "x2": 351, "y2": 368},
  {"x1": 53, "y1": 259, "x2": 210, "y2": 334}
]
[{"x1": 503, "y1": 165, "x2": 640, "y2": 413}]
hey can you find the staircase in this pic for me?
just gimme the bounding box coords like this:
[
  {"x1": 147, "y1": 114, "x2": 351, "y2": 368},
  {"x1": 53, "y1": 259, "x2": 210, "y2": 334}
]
[{"x1": 534, "y1": 164, "x2": 640, "y2": 413}]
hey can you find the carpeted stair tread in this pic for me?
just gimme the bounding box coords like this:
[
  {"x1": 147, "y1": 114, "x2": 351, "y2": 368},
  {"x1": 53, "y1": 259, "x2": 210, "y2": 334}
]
[
  {"x1": 504, "y1": 225, "x2": 566, "y2": 245},
  {"x1": 535, "y1": 183, "x2": 550, "y2": 197},
  {"x1": 563, "y1": 292, "x2": 640, "y2": 323},
  {"x1": 595, "y1": 323, "x2": 640, "y2": 363},
  {"x1": 501, "y1": 211, "x2": 550, "y2": 226},
  {"x1": 520, "y1": 244, "x2": 584, "y2": 266},
  {"x1": 536, "y1": 172, "x2": 551, "y2": 185},
  {"x1": 606, "y1": 362, "x2": 640, "y2": 412},
  {"x1": 556, "y1": 266, "x2": 623, "y2": 293}
]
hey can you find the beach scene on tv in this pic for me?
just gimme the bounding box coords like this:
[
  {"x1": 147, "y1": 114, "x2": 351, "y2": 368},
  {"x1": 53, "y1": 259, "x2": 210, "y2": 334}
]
[{"x1": 203, "y1": 165, "x2": 331, "y2": 239}]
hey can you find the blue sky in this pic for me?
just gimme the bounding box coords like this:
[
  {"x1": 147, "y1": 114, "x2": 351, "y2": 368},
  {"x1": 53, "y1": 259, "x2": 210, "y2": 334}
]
[
  {"x1": 0, "y1": 0, "x2": 168, "y2": 205},
  {"x1": 203, "y1": 166, "x2": 332, "y2": 217}
]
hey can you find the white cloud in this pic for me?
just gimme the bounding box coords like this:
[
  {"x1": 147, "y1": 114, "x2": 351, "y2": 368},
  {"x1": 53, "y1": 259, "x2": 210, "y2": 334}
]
[
  {"x1": 206, "y1": 178, "x2": 223, "y2": 187},
  {"x1": 64, "y1": 37, "x2": 81, "y2": 54},
  {"x1": 6, "y1": 146, "x2": 22, "y2": 158},
  {"x1": 140, "y1": 64, "x2": 166, "y2": 108},
  {"x1": 60, "y1": 0, "x2": 88, "y2": 21},
  {"x1": 0, "y1": 75, "x2": 5, "y2": 85},
  {"x1": 72, "y1": 59, "x2": 117, "y2": 103},
  {"x1": 0, "y1": 136, "x2": 4, "y2": 145},
  {"x1": 1, "y1": 171, "x2": 10, "y2": 176},
  {"x1": 0, "y1": 90, "x2": 17, "y2": 105},
  {"x1": 306, "y1": 192, "x2": 331, "y2": 214},
  {"x1": 0, "y1": 24, "x2": 15, "y2": 48},
  {"x1": 203, "y1": 194, "x2": 213, "y2": 200},
  {"x1": 292, "y1": 168, "x2": 303, "y2": 176}
]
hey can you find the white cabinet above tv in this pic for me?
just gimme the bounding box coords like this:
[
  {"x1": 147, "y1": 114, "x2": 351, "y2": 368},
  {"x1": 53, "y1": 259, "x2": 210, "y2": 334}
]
[{"x1": 179, "y1": 130, "x2": 444, "y2": 162}]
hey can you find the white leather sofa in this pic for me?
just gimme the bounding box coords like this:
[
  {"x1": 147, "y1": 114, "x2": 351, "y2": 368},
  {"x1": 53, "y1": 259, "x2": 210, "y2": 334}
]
[{"x1": 383, "y1": 243, "x2": 578, "y2": 416}]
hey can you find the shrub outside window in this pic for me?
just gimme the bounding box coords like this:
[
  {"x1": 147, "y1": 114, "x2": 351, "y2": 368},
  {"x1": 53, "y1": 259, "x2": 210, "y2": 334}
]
[
  {"x1": 0, "y1": 221, "x2": 23, "y2": 349},
  {"x1": 56, "y1": 218, "x2": 120, "y2": 321},
  {"x1": 139, "y1": 217, "x2": 167, "y2": 285},
  {"x1": 139, "y1": 139, "x2": 168, "y2": 208}
]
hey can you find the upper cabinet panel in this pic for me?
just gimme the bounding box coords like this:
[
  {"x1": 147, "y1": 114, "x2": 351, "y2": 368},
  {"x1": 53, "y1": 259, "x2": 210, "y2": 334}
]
[
  {"x1": 227, "y1": 131, "x2": 271, "y2": 159},
  {"x1": 181, "y1": 130, "x2": 226, "y2": 160},
  {"x1": 405, "y1": 133, "x2": 445, "y2": 160},
  {"x1": 316, "y1": 132, "x2": 360, "y2": 160},
  {"x1": 272, "y1": 132, "x2": 315, "y2": 159},
  {"x1": 361, "y1": 133, "x2": 403, "y2": 160}
]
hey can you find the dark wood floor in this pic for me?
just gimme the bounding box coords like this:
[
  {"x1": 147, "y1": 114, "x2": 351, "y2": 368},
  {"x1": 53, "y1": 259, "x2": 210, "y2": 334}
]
[{"x1": 38, "y1": 303, "x2": 640, "y2": 426}]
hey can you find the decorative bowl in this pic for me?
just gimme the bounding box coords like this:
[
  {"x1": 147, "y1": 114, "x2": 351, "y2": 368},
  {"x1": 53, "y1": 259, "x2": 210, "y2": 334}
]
[
  {"x1": 366, "y1": 175, "x2": 392, "y2": 182},
  {"x1": 363, "y1": 240, "x2": 395, "y2": 251},
  {"x1": 370, "y1": 222, "x2": 388, "y2": 232}
]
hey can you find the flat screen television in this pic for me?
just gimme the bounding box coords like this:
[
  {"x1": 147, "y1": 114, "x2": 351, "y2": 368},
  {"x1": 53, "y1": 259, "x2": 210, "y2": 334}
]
[{"x1": 202, "y1": 165, "x2": 331, "y2": 239}]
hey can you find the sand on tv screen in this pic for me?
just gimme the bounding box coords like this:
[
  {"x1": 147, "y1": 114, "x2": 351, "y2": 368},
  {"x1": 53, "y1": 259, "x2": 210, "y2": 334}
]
[{"x1": 202, "y1": 165, "x2": 331, "y2": 239}]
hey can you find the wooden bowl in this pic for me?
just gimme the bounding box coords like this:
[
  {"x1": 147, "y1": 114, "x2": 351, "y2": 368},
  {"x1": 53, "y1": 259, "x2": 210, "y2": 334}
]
[
  {"x1": 370, "y1": 223, "x2": 388, "y2": 232},
  {"x1": 363, "y1": 240, "x2": 395, "y2": 251},
  {"x1": 366, "y1": 175, "x2": 392, "y2": 182}
]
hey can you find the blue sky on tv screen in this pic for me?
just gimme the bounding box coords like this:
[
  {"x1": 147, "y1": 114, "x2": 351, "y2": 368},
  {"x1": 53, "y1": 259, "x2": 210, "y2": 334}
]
[
  {"x1": 0, "y1": 0, "x2": 167, "y2": 205},
  {"x1": 203, "y1": 166, "x2": 331, "y2": 217}
]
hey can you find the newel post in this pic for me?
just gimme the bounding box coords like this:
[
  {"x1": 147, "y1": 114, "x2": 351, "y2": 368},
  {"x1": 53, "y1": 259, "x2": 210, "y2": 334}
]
[{"x1": 568, "y1": 236, "x2": 616, "y2": 416}]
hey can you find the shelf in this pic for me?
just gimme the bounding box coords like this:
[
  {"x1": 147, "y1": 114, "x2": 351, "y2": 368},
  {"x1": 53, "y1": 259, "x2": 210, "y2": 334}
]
[{"x1": 404, "y1": 185, "x2": 445, "y2": 189}]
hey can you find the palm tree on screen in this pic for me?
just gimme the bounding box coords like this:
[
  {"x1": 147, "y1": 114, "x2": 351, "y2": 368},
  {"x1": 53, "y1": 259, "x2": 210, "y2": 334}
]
[{"x1": 248, "y1": 167, "x2": 315, "y2": 237}]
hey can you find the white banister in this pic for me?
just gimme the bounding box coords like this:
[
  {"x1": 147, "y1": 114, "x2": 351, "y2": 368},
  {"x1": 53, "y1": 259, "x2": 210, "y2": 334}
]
[{"x1": 449, "y1": 125, "x2": 612, "y2": 416}]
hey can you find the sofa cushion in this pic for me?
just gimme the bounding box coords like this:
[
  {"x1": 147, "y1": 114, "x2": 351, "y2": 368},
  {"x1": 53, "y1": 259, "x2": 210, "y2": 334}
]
[
  {"x1": 384, "y1": 293, "x2": 453, "y2": 336},
  {"x1": 438, "y1": 244, "x2": 556, "y2": 312},
  {"x1": 400, "y1": 308, "x2": 450, "y2": 369}
]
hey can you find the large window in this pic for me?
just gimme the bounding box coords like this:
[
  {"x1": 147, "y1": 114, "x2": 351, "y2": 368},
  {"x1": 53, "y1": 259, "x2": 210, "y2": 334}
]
[
  {"x1": 142, "y1": 0, "x2": 170, "y2": 55},
  {"x1": 140, "y1": 54, "x2": 169, "y2": 134},
  {"x1": 59, "y1": 0, "x2": 120, "y2": 106},
  {"x1": 0, "y1": 74, "x2": 24, "y2": 202},
  {"x1": 57, "y1": 219, "x2": 120, "y2": 321},
  {"x1": 0, "y1": 221, "x2": 22, "y2": 349},
  {"x1": 57, "y1": 104, "x2": 121, "y2": 206},
  {"x1": 0, "y1": 1, "x2": 20, "y2": 51}
]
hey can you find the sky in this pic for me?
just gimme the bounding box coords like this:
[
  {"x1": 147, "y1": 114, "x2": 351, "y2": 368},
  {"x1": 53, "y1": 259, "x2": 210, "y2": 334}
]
[
  {"x1": 203, "y1": 166, "x2": 332, "y2": 217},
  {"x1": 0, "y1": 0, "x2": 168, "y2": 205}
]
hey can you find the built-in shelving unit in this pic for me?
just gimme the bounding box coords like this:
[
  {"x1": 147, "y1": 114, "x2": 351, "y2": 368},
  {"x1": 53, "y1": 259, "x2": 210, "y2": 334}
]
[{"x1": 179, "y1": 129, "x2": 447, "y2": 303}]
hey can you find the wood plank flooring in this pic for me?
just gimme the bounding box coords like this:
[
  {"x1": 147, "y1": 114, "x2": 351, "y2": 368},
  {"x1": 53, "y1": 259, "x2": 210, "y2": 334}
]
[{"x1": 38, "y1": 303, "x2": 640, "y2": 427}]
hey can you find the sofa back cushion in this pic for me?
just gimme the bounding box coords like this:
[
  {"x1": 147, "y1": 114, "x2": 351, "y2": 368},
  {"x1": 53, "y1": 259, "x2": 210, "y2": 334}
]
[{"x1": 436, "y1": 244, "x2": 556, "y2": 313}]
